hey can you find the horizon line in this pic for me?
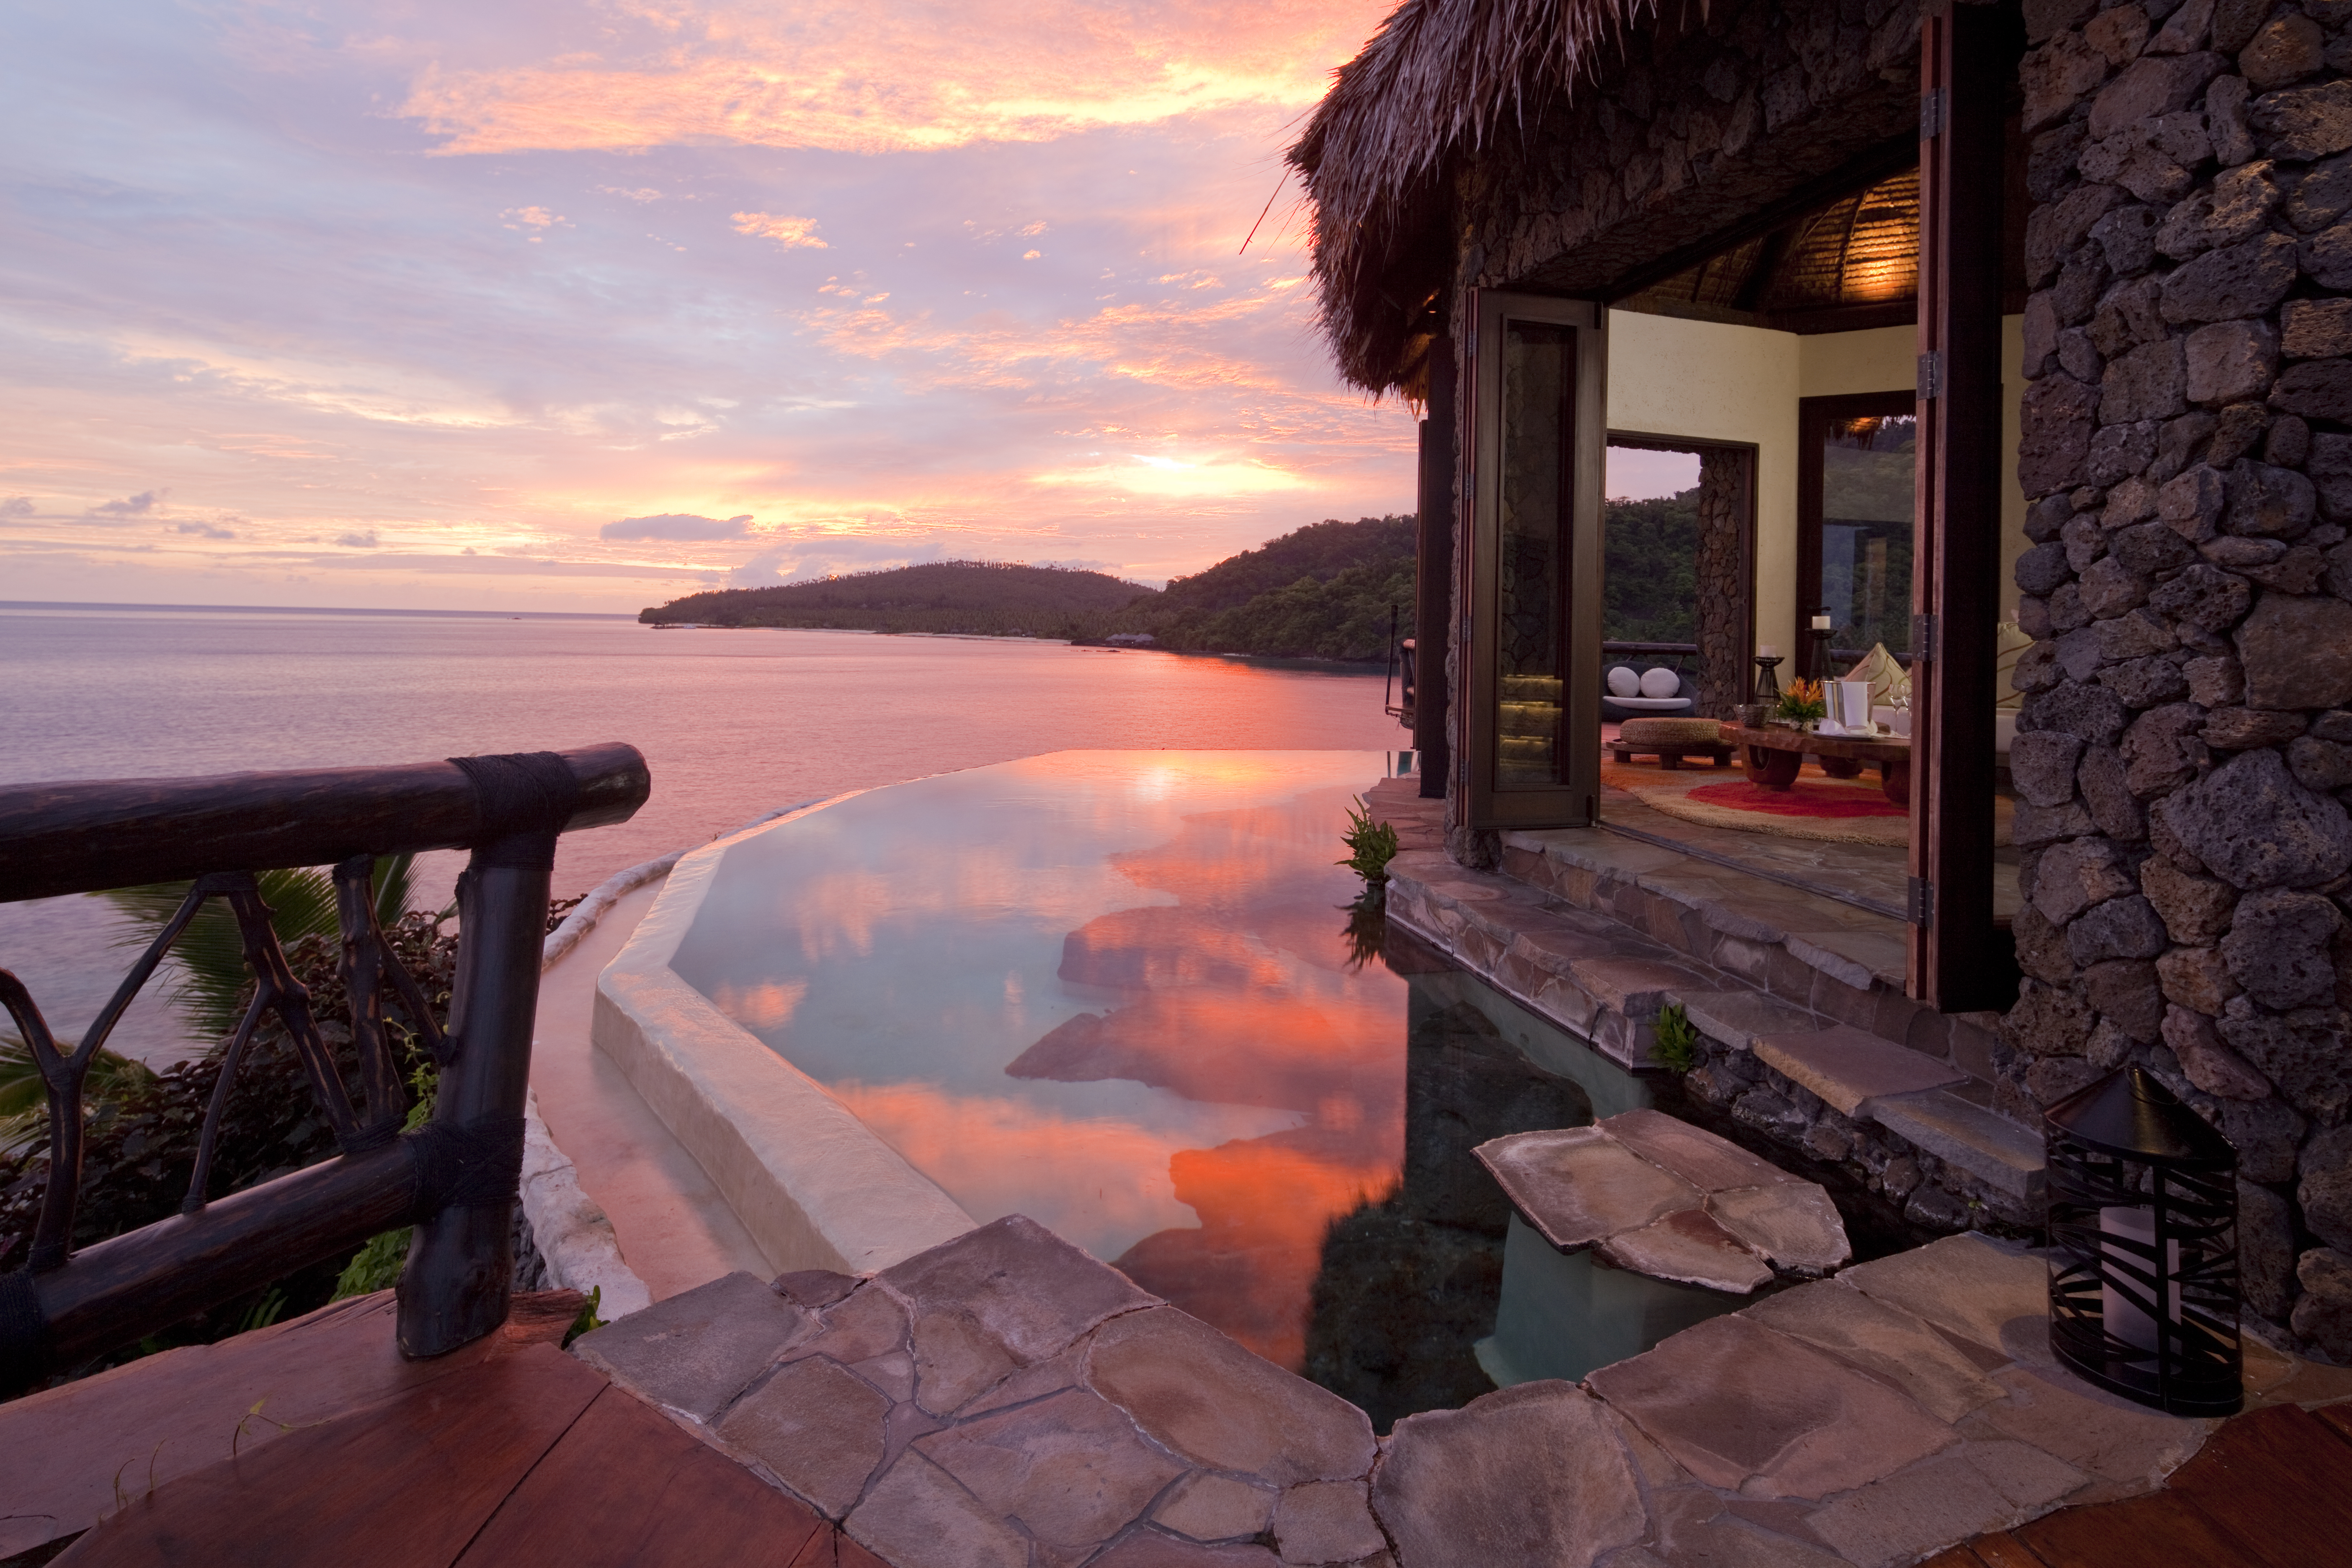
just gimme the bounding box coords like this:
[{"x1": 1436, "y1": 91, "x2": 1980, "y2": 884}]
[{"x1": 0, "y1": 600, "x2": 638, "y2": 622}]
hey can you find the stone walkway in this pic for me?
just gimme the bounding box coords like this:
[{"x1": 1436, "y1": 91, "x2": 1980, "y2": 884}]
[{"x1": 571, "y1": 1208, "x2": 2352, "y2": 1568}]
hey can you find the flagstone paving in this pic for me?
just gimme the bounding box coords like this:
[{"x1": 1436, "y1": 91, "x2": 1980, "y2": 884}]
[{"x1": 567, "y1": 1212, "x2": 2349, "y2": 1568}]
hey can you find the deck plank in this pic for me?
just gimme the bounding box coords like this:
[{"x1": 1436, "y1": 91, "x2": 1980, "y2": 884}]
[
  {"x1": 2160, "y1": 1402, "x2": 2352, "y2": 1568},
  {"x1": 0, "y1": 1289, "x2": 581, "y2": 1562},
  {"x1": 455, "y1": 1384, "x2": 828, "y2": 1568},
  {"x1": 2009, "y1": 1492, "x2": 2268, "y2": 1568},
  {"x1": 1963, "y1": 1534, "x2": 2053, "y2": 1568},
  {"x1": 52, "y1": 1342, "x2": 603, "y2": 1568}
]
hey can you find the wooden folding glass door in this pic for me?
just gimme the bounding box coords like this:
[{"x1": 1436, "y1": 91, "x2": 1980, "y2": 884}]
[{"x1": 1461, "y1": 291, "x2": 1607, "y2": 830}]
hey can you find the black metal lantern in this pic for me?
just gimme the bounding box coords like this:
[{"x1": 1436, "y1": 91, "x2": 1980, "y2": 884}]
[{"x1": 2045, "y1": 1066, "x2": 2242, "y2": 1416}]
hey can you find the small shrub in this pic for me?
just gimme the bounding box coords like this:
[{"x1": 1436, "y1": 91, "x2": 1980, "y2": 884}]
[
  {"x1": 1338, "y1": 800, "x2": 1400, "y2": 884},
  {"x1": 1651, "y1": 1004, "x2": 1701, "y2": 1074}
]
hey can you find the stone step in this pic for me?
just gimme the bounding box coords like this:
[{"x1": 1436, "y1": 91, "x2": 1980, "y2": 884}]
[
  {"x1": 1496, "y1": 825, "x2": 2005, "y2": 1086},
  {"x1": 1382, "y1": 851, "x2": 2048, "y2": 1217}
]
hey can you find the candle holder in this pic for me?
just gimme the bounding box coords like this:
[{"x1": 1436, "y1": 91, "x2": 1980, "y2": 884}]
[
  {"x1": 2045, "y1": 1066, "x2": 2242, "y2": 1416},
  {"x1": 1807, "y1": 623, "x2": 1835, "y2": 682},
  {"x1": 1752, "y1": 655, "x2": 1783, "y2": 704}
]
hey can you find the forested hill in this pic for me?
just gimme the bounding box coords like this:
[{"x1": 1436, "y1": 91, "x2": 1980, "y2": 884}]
[
  {"x1": 1101, "y1": 515, "x2": 1416, "y2": 662},
  {"x1": 638, "y1": 561, "x2": 1149, "y2": 635},
  {"x1": 634, "y1": 517, "x2": 1422, "y2": 661}
]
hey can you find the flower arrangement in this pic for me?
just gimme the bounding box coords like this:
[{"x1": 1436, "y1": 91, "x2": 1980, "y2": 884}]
[{"x1": 1774, "y1": 678, "x2": 1826, "y2": 724}]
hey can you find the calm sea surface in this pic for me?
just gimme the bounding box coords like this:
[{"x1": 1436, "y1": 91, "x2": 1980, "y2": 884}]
[{"x1": 0, "y1": 605, "x2": 1407, "y2": 1057}]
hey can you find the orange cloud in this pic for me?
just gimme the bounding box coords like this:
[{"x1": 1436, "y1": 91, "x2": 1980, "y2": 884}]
[
  {"x1": 732, "y1": 211, "x2": 827, "y2": 249},
  {"x1": 399, "y1": 0, "x2": 1397, "y2": 156}
]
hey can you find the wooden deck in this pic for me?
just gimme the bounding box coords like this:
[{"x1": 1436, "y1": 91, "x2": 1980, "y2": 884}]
[
  {"x1": 3, "y1": 1292, "x2": 886, "y2": 1568},
  {"x1": 1935, "y1": 1402, "x2": 2352, "y2": 1568}
]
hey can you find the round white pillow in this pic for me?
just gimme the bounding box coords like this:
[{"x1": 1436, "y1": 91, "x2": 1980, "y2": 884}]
[
  {"x1": 1638, "y1": 666, "x2": 1681, "y2": 699},
  {"x1": 1606, "y1": 666, "x2": 1642, "y2": 698}
]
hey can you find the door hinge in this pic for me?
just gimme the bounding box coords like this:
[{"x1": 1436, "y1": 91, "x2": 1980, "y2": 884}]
[
  {"x1": 1907, "y1": 875, "x2": 1935, "y2": 928},
  {"x1": 1911, "y1": 611, "x2": 1940, "y2": 663},
  {"x1": 1917, "y1": 350, "x2": 1943, "y2": 399},
  {"x1": 1920, "y1": 88, "x2": 1947, "y2": 142}
]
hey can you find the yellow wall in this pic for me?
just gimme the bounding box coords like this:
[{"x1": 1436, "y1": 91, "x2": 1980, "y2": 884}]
[{"x1": 1604, "y1": 310, "x2": 2030, "y2": 649}]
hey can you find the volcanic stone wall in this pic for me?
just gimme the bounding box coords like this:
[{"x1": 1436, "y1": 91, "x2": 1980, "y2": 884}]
[{"x1": 2009, "y1": 0, "x2": 2352, "y2": 1355}]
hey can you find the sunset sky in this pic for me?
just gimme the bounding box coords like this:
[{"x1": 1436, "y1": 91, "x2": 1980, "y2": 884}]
[{"x1": 1, "y1": 0, "x2": 1426, "y2": 612}]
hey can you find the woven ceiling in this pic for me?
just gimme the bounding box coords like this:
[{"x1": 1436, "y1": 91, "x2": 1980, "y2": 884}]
[{"x1": 1623, "y1": 167, "x2": 1921, "y2": 331}]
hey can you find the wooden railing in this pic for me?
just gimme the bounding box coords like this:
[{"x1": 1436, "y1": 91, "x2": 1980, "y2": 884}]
[{"x1": 0, "y1": 745, "x2": 650, "y2": 1390}]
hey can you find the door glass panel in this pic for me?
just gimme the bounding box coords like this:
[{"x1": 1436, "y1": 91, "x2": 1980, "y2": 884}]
[
  {"x1": 1495, "y1": 320, "x2": 1572, "y2": 789},
  {"x1": 1819, "y1": 414, "x2": 1916, "y2": 660}
]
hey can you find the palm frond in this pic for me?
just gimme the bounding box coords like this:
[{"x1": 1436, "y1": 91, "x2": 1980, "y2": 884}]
[{"x1": 99, "y1": 855, "x2": 415, "y2": 1043}]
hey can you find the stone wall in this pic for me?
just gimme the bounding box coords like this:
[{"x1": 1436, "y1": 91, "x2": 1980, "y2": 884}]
[
  {"x1": 1696, "y1": 449, "x2": 1752, "y2": 717},
  {"x1": 2008, "y1": 0, "x2": 2352, "y2": 1356}
]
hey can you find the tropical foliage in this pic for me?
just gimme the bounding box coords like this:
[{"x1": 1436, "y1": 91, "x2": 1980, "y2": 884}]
[
  {"x1": 1602, "y1": 488, "x2": 1700, "y2": 645},
  {"x1": 1105, "y1": 516, "x2": 1416, "y2": 660}
]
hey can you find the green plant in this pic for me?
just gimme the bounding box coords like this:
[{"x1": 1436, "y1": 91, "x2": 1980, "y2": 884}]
[
  {"x1": 1338, "y1": 801, "x2": 1400, "y2": 883},
  {"x1": 563, "y1": 1287, "x2": 606, "y2": 1348},
  {"x1": 1339, "y1": 887, "x2": 1387, "y2": 972},
  {"x1": 101, "y1": 855, "x2": 415, "y2": 1040},
  {"x1": 1, "y1": 1032, "x2": 155, "y2": 1153},
  {"x1": 1651, "y1": 1003, "x2": 1701, "y2": 1074},
  {"x1": 331, "y1": 1063, "x2": 440, "y2": 1301},
  {"x1": 1773, "y1": 678, "x2": 1826, "y2": 724}
]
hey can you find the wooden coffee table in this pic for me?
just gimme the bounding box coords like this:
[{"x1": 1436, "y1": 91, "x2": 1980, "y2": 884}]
[{"x1": 1724, "y1": 725, "x2": 1911, "y2": 808}]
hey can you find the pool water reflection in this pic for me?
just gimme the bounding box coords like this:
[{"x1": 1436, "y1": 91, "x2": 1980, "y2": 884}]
[
  {"x1": 674, "y1": 751, "x2": 1421, "y2": 1369},
  {"x1": 673, "y1": 750, "x2": 1921, "y2": 1425}
]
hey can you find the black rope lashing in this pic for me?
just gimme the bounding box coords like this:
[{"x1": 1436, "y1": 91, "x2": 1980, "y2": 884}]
[
  {"x1": 0, "y1": 1270, "x2": 50, "y2": 1394},
  {"x1": 447, "y1": 751, "x2": 580, "y2": 869},
  {"x1": 403, "y1": 1114, "x2": 527, "y2": 1221}
]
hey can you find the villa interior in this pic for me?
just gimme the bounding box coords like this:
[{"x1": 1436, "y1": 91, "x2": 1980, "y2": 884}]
[{"x1": 1404, "y1": 85, "x2": 2036, "y2": 1011}]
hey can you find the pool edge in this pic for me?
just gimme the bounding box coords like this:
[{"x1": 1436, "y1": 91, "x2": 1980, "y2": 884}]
[{"x1": 592, "y1": 803, "x2": 977, "y2": 1278}]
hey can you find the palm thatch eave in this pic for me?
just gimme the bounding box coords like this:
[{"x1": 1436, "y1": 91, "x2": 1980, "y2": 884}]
[{"x1": 1288, "y1": 0, "x2": 1660, "y2": 392}]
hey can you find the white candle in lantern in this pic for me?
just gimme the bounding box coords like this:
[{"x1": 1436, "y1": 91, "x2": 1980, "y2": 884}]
[
  {"x1": 1810, "y1": 614, "x2": 1832, "y2": 631},
  {"x1": 2099, "y1": 1206, "x2": 2177, "y2": 1354},
  {"x1": 1757, "y1": 645, "x2": 1778, "y2": 658}
]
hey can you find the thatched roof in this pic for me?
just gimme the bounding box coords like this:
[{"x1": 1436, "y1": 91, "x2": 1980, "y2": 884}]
[{"x1": 1287, "y1": 0, "x2": 1656, "y2": 394}]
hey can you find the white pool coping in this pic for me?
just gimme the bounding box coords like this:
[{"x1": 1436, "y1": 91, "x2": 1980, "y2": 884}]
[{"x1": 591, "y1": 795, "x2": 979, "y2": 1278}]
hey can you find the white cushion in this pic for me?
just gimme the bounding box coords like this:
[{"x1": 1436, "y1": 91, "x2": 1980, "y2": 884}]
[
  {"x1": 1638, "y1": 667, "x2": 1681, "y2": 699},
  {"x1": 1610, "y1": 695, "x2": 1692, "y2": 711},
  {"x1": 1606, "y1": 666, "x2": 1642, "y2": 697}
]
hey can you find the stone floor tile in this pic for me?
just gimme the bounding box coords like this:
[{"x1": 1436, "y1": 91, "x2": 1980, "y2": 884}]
[
  {"x1": 1705, "y1": 1185, "x2": 1851, "y2": 1277},
  {"x1": 1750, "y1": 1026, "x2": 1966, "y2": 1117},
  {"x1": 1086, "y1": 1306, "x2": 1376, "y2": 1486},
  {"x1": 1474, "y1": 1127, "x2": 1703, "y2": 1252},
  {"x1": 849, "y1": 1349, "x2": 916, "y2": 1404},
  {"x1": 1155, "y1": 1472, "x2": 1277, "y2": 1543},
  {"x1": 1786, "y1": 930, "x2": 1905, "y2": 990},
  {"x1": 912, "y1": 1305, "x2": 1022, "y2": 1415},
  {"x1": 572, "y1": 1270, "x2": 813, "y2": 1422},
  {"x1": 1967, "y1": 1362, "x2": 2217, "y2": 1488},
  {"x1": 880, "y1": 1214, "x2": 1160, "y2": 1367},
  {"x1": 1093, "y1": 1531, "x2": 1284, "y2": 1567},
  {"x1": 1372, "y1": 1381, "x2": 1646, "y2": 1568},
  {"x1": 1596, "y1": 1208, "x2": 1774, "y2": 1294},
  {"x1": 845, "y1": 1450, "x2": 1031, "y2": 1568},
  {"x1": 1273, "y1": 1480, "x2": 1385, "y2": 1565},
  {"x1": 1674, "y1": 990, "x2": 1824, "y2": 1054},
  {"x1": 1742, "y1": 1281, "x2": 2006, "y2": 1425},
  {"x1": 1861, "y1": 1089, "x2": 2046, "y2": 1204},
  {"x1": 715, "y1": 1355, "x2": 891, "y2": 1519},
  {"x1": 954, "y1": 1342, "x2": 1086, "y2": 1420},
  {"x1": 785, "y1": 1282, "x2": 913, "y2": 1369},
  {"x1": 1585, "y1": 1315, "x2": 1957, "y2": 1500},
  {"x1": 774, "y1": 1269, "x2": 863, "y2": 1309},
  {"x1": 1800, "y1": 1441, "x2": 2085, "y2": 1568},
  {"x1": 916, "y1": 1386, "x2": 1185, "y2": 1560},
  {"x1": 1600, "y1": 1107, "x2": 1802, "y2": 1192},
  {"x1": 1839, "y1": 1233, "x2": 2048, "y2": 1357},
  {"x1": 1647, "y1": 1488, "x2": 1851, "y2": 1568}
]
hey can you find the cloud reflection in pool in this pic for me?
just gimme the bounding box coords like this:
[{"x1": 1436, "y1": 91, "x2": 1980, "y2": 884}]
[{"x1": 671, "y1": 750, "x2": 1409, "y2": 1368}]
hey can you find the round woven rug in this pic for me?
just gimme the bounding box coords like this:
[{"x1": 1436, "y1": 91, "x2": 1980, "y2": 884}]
[{"x1": 1602, "y1": 758, "x2": 2014, "y2": 847}]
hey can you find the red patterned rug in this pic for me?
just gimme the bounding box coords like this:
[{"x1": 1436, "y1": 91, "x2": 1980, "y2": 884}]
[{"x1": 1602, "y1": 756, "x2": 2011, "y2": 846}]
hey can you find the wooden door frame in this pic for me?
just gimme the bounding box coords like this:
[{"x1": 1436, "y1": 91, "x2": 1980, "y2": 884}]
[
  {"x1": 1912, "y1": 0, "x2": 2007, "y2": 1010},
  {"x1": 1795, "y1": 390, "x2": 1917, "y2": 673},
  {"x1": 1608, "y1": 430, "x2": 1760, "y2": 705},
  {"x1": 1459, "y1": 289, "x2": 1608, "y2": 830}
]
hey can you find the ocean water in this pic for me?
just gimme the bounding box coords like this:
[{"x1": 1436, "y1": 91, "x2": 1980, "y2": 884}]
[{"x1": 0, "y1": 604, "x2": 1407, "y2": 1060}]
